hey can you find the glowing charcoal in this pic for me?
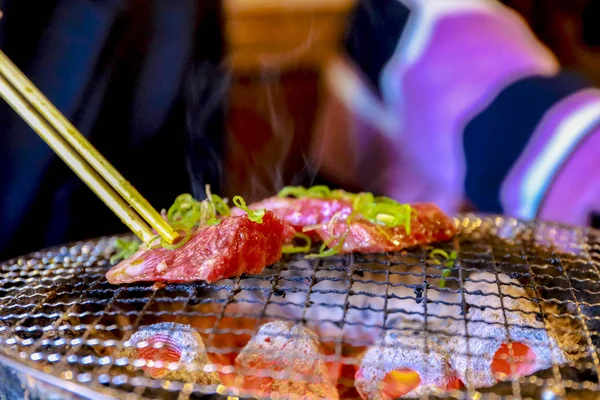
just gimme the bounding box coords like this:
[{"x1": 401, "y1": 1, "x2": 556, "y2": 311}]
[
  {"x1": 119, "y1": 322, "x2": 220, "y2": 384},
  {"x1": 446, "y1": 272, "x2": 569, "y2": 388},
  {"x1": 234, "y1": 321, "x2": 339, "y2": 400},
  {"x1": 355, "y1": 319, "x2": 462, "y2": 399}
]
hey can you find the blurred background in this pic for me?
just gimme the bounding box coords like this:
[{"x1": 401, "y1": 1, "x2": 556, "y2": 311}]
[{"x1": 0, "y1": 0, "x2": 599, "y2": 260}]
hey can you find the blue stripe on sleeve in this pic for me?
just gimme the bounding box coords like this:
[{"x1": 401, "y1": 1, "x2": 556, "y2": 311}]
[{"x1": 463, "y1": 71, "x2": 590, "y2": 213}]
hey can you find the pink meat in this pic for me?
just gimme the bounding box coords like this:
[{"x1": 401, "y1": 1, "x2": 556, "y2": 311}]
[
  {"x1": 316, "y1": 203, "x2": 457, "y2": 253},
  {"x1": 233, "y1": 197, "x2": 456, "y2": 253},
  {"x1": 231, "y1": 197, "x2": 353, "y2": 239},
  {"x1": 106, "y1": 211, "x2": 296, "y2": 284}
]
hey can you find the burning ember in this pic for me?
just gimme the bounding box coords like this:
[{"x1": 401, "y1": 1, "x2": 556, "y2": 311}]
[
  {"x1": 233, "y1": 321, "x2": 339, "y2": 399},
  {"x1": 118, "y1": 322, "x2": 221, "y2": 384},
  {"x1": 446, "y1": 272, "x2": 569, "y2": 388},
  {"x1": 355, "y1": 319, "x2": 462, "y2": 399}
]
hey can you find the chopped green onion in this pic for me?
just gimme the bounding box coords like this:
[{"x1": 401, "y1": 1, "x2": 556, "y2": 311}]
[
  {"x1": 353, "y1": 196, "x2": 412, "y2": 234},
  {"x1": 204, "y1": 184, "x2": 230, "y2": 222},
  {"x1": 233, "y1": 196, "x2": 265, "y2": 223},
  {"x1": 160, "y1": 188, "x2": 233, "y2": 251},
  {"x1": 165, "y1": 189, "x2": 231, "y2": 232},
  {"x1": 439, "y1": 268, "x2": 452, "y2": 288},
  {"x1": 428, "y1": 249, "x2": 457, "y2": 288},
  {"x1": 306, "y1": 216, "x2": 350, "y2": 258},
  {"x1": 110, "y1": 238, "x2": 141, "y2": 264},
  {"x1": 306, "y1": 236, "x2": 344, "y2": 258},
  {"x1": 278, "y1": 185, "x2": 332, "y2": 199},
  {"x1": 211, "y1": 194, "x2": 230, "y2": 218},
  {"x1": 302, "y1": 224, "x2": 321, "y2": 233},
  {"x1": 307, "y1": 185, "x2": 332, "y2": 198},
  {"x1": 429, "y1": 249, "x2": 450, "y2": 259},
  {"x1": 278, "y1": 185, "x2": 413, "y2": 233},
  {"x1": 167, "y1": 194, "x2": 202, "y2": 230},
  {"x1": 277, "y1": 186, "x2": 305, "y2": 198},
  {"x1": 282, "y1": 232, "x2": 312, "y2": 254}
]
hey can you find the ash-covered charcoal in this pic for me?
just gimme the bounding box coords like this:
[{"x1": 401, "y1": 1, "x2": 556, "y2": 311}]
[
  {"x1": 302, "y1": 267, "x2": 349, "y2": 343},
  {"x1": 446, "y1": 272, "x2": 570, "y2": 389},
  {"x1": 296, "y1": 261, "x2": 429, "y2": 347},
  {"x1": 233, "y1": 320, "x2": 339, "y2": 400},
  {"x1": 118, "y1": 322, "x2": 221, "y2": 385},
  {"x1": 531, "y1": 257, "x2": 600, "y2": 349},
  {"x1": 355, "y1": 319, "x2": 462, "y2": 399},
  {"x1": 297, "y1": 262, "x2": 463, "y2": 348}
]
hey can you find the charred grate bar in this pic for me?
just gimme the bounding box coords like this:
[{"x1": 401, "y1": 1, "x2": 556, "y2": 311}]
[{"x1": 0, "y1": 214, "x2": 599, "y2": 399}]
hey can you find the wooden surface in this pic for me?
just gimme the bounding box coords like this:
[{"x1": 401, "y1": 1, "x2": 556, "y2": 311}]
[
  {"x1": 223, "y1": 0, "x2": 355, "y2": 199},
  {"x1": 225, "y1": 0, "x2": 354, "y2": 72}
]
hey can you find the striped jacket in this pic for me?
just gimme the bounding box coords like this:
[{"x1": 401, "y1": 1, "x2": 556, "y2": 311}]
[{"x1": 311, "y1": 0, "x2": 600, "y2": 227}]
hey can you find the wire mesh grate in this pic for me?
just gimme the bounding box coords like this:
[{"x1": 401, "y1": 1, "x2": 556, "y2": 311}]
[{"x1": 0, "y1": 214, "x2": 600, "y2": 399}]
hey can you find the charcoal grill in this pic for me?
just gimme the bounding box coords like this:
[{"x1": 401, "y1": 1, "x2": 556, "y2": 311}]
[{"x1": 1, "y1": 214, "x2": 600, "y2": 400}]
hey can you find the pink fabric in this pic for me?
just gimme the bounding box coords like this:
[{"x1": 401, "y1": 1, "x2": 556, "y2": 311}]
[
  {"x1": 380, "y1": 10, "x2": 557, "y2": 214},
  {"x1": 501, "y1": 89, "x2": 600, "y2": 223},
  {"x1": 537, "y1": 126, "x2": 600, "y2": 226},
  {"x1": 313, "y1": 5, "x2": 558, "y2": 217}
]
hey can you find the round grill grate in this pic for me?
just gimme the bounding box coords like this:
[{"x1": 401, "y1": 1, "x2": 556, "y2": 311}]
[{"x1": 1, "y1": 214, "x2": 600, "y2": 399}]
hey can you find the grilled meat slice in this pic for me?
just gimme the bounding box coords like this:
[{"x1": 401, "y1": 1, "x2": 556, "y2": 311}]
[
  {"x1": 235, "y1": 196, "x2": 456, "y2": 253},
  {"x1": 231, "y1": 196, "x2": 353, "y2": 240},
  {"x1": 106, "y1": 211, "x2": 295, "y2": 284},
  {"x1": 317, "y1": 203, "x2": 456, "y2": 253}
]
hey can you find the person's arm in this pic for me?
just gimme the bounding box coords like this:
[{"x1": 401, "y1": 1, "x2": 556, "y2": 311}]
[
  {"x1": 499, "y1": 88, "x2": 600, "y2": 226},
  {"x1": 312, "y1": 0, "x2": 600, "y2": 226}
]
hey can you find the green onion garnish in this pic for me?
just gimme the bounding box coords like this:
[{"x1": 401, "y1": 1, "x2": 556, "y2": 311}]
[
  {"x1": 166, "y1": 188, "x2": 232, "y2": 230},
  {"x1": 282, "y1": 232, "x2": 312, "y2": 254},
  {"x1": 211, "y1": 194, "x2": 230, "y2": 218},
  {"x1": 111, "y1": 188, "x2": 235, "y2": 260},
  {"x1": 160, "y1": 188, "x2": 233, "y2": 251},
  {"x1": 110, "y1": 238, "x2": 141, "y2": 264},
  {"x1": 306, "y1": 215, "x2": 350, "y2": 258},
  {"x1": 439, "y1": 268, "x2": 452, "y2": 288},
  {"x1": 428, "y1": 249, "x2": 457, "y2": 287},
  {"x1": 306, "y1": 236, "x2": 344, "y2": 258},
  {"x1": 233, "y1": 196, "x2": 265, "y2": 223},
  {"x1": 278, "y1": 185, "x2": 413, "y2": 234},
  {"x1": 429, "y1": 249, "x2": 450, "y2": 259},
  {"x1": 167, "y1": 194, "x2": 202, "y2": 230},
  {"x1": 278, "y1": 185, "x2": 332, "y2": 199}
]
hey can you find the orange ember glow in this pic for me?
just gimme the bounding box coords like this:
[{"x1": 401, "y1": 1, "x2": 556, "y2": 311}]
[
  {"x1": 443, "y1": 375, "x2": 464, "y2": 391},
  {"x1": 381, "y1": 369, "x2": 421, "y2": 399},
  {"x1": 491, "y1": 342, "x2": 537, "y2": 379},
  {"x1": 137, "y1": 335, "x2": 182, "y2": 378}
]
